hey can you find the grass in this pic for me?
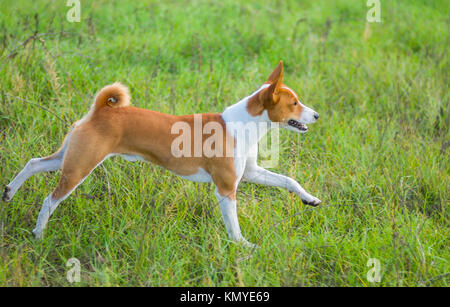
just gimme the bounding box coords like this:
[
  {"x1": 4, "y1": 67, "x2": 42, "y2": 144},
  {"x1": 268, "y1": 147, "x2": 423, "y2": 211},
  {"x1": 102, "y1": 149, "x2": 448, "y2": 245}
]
[{"x1": 0, "y1": 0, "x2": 448, "y2": 286}]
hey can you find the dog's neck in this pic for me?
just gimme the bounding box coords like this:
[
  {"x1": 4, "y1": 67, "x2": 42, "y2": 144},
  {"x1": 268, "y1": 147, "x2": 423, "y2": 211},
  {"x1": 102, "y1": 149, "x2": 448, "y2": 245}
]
[{"x1": 221, "y1": 84, "x2": 273, "y2": 146}]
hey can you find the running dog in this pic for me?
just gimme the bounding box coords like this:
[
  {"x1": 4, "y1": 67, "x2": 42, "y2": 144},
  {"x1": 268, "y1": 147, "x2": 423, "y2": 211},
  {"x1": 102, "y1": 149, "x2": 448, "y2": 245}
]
[{"x1": 3, "y1": 61, "x2": 320, "y2": 246}]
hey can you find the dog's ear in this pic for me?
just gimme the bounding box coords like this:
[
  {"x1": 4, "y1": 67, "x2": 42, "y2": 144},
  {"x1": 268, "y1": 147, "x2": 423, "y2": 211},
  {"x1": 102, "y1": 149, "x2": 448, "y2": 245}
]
[
  {"x1": 266, "y1": 61, "x2": 283, "y2": 103},
  {"x1": 266, "y1": 61, "x2": 283, "y2": 84}
]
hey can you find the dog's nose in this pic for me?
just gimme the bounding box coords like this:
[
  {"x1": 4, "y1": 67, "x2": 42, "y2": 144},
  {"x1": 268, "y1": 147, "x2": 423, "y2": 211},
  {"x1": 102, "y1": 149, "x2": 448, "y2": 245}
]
[{"x1": 314, "y1": 112, "x2": 319, "y2": 120}]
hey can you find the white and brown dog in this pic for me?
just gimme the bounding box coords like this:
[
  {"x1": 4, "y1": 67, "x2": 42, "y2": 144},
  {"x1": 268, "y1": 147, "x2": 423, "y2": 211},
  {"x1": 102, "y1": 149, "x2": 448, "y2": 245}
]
[{"x1": 3, "y1": 61, "x2": 320, "y2": 246}]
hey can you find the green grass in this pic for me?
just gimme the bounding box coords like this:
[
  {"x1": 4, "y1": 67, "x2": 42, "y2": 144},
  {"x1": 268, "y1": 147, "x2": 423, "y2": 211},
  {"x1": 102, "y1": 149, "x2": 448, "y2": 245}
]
[{"x1": 0, "y1": 0, "x2": 448, "y2": 286}]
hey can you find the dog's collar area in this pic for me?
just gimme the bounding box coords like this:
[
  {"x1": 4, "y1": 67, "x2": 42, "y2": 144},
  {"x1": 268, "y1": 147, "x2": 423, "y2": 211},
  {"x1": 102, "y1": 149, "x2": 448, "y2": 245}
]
[{"x1": 287, "y1": 119, "x2": 308, "y2": 131}]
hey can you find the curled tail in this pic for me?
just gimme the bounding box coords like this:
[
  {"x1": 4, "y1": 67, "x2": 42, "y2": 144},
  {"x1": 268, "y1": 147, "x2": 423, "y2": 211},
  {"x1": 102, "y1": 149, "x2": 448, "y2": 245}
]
[{"x1": 92, "y1": 82, "x2": 130, "y2": 111}]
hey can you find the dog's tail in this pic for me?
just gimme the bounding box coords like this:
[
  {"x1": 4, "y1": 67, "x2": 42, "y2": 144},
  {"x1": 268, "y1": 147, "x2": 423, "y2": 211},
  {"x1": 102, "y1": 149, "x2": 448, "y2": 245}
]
[{"x1": 92, "y1": 82, "x2": 130, "y2": 111}]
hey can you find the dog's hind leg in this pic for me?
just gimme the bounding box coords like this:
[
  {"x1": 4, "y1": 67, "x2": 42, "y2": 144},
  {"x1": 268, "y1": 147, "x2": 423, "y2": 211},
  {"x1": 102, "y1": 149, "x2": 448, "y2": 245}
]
[
  {"x1": 32, "y1": 130, "x2": 113, "y2": 239},
  {"x1": 2, "y1": 130, "x2": 73, "y2": 202}
]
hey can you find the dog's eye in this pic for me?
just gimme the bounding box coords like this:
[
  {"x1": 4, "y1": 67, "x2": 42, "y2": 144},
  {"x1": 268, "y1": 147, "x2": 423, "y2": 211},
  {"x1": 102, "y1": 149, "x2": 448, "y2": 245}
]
[{"x1": 293, "y1": 101, "x2": 298, "y2": 106}]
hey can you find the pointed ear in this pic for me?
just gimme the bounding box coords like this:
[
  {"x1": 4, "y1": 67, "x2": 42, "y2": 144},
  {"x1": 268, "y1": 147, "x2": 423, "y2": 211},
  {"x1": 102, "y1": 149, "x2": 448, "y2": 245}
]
[
  {"x1": 266, "y1": 61, "x2": 283, "y2": 102},
  {"x1": 266, "y1": 61, "x2": 283, "y2": 84}
]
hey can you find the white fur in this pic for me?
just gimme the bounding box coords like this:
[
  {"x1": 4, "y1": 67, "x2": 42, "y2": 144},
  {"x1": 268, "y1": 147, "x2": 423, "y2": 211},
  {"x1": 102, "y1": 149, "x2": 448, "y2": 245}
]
[
  {"x1": 5, "y1": 158, "x2": 62, "y2": 202},
  {"x1": 32, "y1": 154, "x2": 115, "y2": 238},
  {"x1": 281, "y1": 85, "x2": 299, "y2": 99},
  {"x1": 218, "y1": 85, "x2": 321, "y2": 245},
  {"x1": 177, "y1": 167, "x2": 212, "y2": 182},
  {"x1": 299, "y1": 103, "x2": 318, "y2": 124},
  {"x1": 215, "y1": 187, "x2": 255, "y2": 248},
  {"x1": 120, "y1": 154, "x2": 146, "y2": 162}
]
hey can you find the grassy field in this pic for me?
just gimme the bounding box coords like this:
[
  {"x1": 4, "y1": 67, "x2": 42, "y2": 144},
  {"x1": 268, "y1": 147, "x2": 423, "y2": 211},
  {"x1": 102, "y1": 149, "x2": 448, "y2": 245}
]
[{"x1": 0, "y1": 0, "x2": 448, "y2": 286}]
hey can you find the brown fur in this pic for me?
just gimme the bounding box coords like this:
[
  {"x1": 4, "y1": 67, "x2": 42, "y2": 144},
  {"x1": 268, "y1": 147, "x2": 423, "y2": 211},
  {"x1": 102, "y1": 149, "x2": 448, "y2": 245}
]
[
  {"x1": 93, "y1": 82, "x2": 130, "y2": 110},
  {"x1": 52, "y1": 62, "x2": 301, "y2": 202},
  {"x1": 52, "y1": 84, "x2": 237, "y2": 200}
]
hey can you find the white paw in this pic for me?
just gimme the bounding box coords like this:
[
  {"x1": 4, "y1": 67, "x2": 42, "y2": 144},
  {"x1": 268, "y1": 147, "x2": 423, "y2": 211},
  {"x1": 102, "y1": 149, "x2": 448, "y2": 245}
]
[
  {"x1": 32, "y1": 228, "x2": 43, "y2": 240},
  {"x1": 301, "y1": 194, "x2": 321, "y2": 207},
  {"x1": 239, "y1": 238, "x2": 259, "y2": 249}
]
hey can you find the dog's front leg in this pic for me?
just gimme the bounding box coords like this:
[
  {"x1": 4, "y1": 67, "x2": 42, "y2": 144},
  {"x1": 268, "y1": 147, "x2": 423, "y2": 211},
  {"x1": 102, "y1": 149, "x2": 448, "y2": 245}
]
[
  {"x1": 243, "y1": 165, "x2": 321, "y2": 206},
  {"x1": 214, "y1": 187, "x2": 256, "y2": 248}
]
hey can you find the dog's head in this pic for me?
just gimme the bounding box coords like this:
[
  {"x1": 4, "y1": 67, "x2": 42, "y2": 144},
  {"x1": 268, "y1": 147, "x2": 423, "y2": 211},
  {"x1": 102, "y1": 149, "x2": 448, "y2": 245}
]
[{"x1": 247, "y1": 61, "x2": 319, "y2": 133}]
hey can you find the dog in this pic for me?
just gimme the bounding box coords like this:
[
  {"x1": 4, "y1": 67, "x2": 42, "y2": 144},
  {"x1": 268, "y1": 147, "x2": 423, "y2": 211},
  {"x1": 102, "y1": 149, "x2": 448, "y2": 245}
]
[{"x1": 3, "y1": 61, "x2": 320, "y2": 246}]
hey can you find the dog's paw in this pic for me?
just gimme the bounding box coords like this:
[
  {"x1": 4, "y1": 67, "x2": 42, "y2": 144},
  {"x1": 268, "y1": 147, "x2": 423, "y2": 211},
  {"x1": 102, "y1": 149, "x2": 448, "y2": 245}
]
[
  {"x1": 301, "y1": 195, "x2": 321, "y2": 207},
  {"x1": 231, "y1": 237, "x2": 259, "y2": 249},
  {"x1": 239, "y1": 238, "x2": 259, "y2": 249},
  {"x1": 2, "y1": 186, "x2": 12, "y2": 202},
  {"x1": 32, "y1": 228, "x2": 43, "y2": 240}
]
